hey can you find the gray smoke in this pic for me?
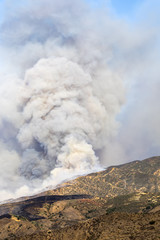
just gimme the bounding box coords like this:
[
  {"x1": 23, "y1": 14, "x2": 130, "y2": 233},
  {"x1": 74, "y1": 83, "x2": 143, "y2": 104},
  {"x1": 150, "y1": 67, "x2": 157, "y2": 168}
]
[
  {"x1": 0, "y1": 0, "x2": 125, "y2": 201},
  {"x1": 0, "y1": 0, "x2": 159, "y2": 201},
  {"x1": 101, "y1": 0, "x2": 160, "y2": 166}
]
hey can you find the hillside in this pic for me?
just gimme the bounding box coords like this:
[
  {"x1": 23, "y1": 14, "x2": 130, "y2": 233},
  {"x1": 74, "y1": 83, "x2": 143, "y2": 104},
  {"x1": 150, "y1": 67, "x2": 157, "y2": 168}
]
[
  {"x1": 49, "y1": 156, "x2": 160, "y2": 198},
  {"x1": 0, "y1": 156, "x2": 160, "y2": 239}
]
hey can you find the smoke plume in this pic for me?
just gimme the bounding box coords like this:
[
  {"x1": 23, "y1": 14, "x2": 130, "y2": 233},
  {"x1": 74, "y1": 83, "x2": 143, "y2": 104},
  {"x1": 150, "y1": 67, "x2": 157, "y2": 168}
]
[{"x1": 0, "y1": 0, "x2": 159, "y2": 201}]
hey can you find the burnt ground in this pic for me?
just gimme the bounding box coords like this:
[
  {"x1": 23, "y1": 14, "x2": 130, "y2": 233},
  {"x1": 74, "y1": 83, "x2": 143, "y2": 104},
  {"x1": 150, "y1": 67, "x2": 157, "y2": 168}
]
[
  {"x1": 0, "y1": 156, "x2": 160, "y2": 239},
  {"x1": 0, "y1": 194, "x2": 91, "y2": 221}
]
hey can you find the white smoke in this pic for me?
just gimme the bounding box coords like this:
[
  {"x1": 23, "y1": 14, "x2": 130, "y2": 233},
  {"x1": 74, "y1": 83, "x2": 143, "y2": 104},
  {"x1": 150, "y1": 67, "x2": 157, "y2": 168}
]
[
  {"x1": 17, "y1": 57, "x2": 110, "y2": 179},
  {"x1": 0, "y1": 0, "x2": 126, "y2": 201},
  {"x1": 0, "y1": 0, "x2": 159, "y2": 201}
]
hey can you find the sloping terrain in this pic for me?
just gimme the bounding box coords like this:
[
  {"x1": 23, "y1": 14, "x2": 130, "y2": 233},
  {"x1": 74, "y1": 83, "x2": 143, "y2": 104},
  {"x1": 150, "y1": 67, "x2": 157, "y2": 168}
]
[
  {"x1": 0, "y1": 156, "x2": 160, "y2": 239},
  {"x1": 49, "y1": 156, "x2": 160, "y2": 198},
  {"x1": 15, "y1": 211, "x2": 160, "y2": 240}
]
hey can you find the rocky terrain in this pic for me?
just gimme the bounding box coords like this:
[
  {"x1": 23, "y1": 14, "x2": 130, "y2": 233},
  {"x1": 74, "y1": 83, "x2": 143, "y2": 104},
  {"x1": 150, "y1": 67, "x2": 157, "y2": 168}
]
[{"x1": 0, "y1": 156, "x2": 160, "y2": 239}]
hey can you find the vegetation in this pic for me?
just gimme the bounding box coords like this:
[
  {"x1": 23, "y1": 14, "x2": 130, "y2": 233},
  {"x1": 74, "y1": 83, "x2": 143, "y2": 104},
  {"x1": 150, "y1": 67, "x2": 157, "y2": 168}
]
[{"x1": 0, "y1": 156, "x2": 160, "y2": 239}]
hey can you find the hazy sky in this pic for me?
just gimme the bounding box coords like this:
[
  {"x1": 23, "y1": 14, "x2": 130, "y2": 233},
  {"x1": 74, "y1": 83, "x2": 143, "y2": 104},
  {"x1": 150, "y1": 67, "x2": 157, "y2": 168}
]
[
  {"x1": 0, "y1": 0, "x2": 5, "y2": 23},
  {"x1": 86, "y1": 0, "x2": 145, "y2": 18},
  {"x1": 0, "y1": 0, "x2": 145, "y2": 22}
]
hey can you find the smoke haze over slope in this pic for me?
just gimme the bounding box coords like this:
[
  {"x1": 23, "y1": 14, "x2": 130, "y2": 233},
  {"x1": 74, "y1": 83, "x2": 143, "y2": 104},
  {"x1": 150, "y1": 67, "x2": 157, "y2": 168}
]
[{"x1": 0, "y1": 0, "x2": 159, "y2": 201}]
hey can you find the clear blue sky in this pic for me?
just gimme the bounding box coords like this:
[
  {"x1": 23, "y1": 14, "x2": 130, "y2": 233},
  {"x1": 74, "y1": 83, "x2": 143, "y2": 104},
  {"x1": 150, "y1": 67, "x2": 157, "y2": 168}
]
[{"x1": 111, "y1": 0, "x2": 145, "y2": 16}]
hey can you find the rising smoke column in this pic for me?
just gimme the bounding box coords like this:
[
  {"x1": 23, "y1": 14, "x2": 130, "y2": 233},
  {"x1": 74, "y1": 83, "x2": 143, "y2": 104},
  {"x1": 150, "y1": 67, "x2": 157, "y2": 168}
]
[
  {"x1": 18, "y1": 57, "x2": 108, "y2": 179},
  {"x1": 0, "y1": 0, "x2": 126, "y2": 201}
]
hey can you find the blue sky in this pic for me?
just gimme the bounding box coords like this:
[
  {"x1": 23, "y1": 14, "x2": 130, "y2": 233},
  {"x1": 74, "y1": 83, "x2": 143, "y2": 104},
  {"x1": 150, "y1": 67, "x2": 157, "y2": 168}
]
[
  {"x1": 111, "y1": 0, "x2": 144, "y2": 16},
  {"x1": 86, "y1": 0, "x2": 145, "y2": 19},
  {"x1": 0, "y1": 0, "x2": 146, "y2": 23},
  {"x1": 0, "y1": 0, "x2": 5, "y2": 23}
]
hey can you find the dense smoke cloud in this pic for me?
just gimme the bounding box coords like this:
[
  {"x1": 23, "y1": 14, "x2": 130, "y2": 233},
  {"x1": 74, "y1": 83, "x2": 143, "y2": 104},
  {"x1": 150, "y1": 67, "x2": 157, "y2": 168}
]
[
  {"x1": 0, "y1": 0, "x2": 159, "y2": 201},
  {"x1": 0, "y1": 0, "x2": 125, "y2": 201}
]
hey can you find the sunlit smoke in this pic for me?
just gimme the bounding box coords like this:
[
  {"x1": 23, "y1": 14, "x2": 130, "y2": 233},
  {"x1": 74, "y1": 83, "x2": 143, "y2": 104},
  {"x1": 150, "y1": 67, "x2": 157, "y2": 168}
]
[
  {"x1": 0, "y1": 0, "x2": 126, "y2": 201},
  {"x1": 0, "y1": 0, "x2": 160, "y2": 201}
]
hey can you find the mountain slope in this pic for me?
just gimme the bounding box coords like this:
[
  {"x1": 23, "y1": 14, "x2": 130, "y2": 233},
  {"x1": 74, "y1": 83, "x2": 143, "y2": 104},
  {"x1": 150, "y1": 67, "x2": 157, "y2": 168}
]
[
  {"x1": 0, "y1": 156, "x2": 160, "y2": 239},
  {"x1": 48, "y1": 156, "x2": 160, "y2": 198},
  {"x1": 15, "y1": 212, "x2": 160, "y2": 240}
]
